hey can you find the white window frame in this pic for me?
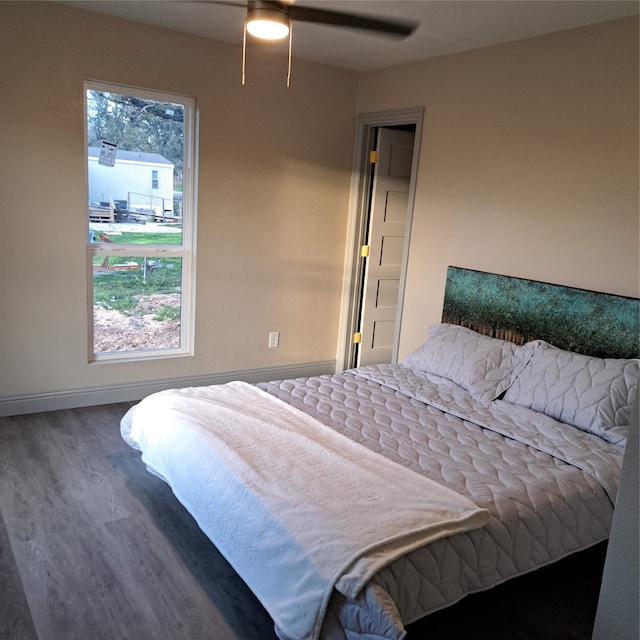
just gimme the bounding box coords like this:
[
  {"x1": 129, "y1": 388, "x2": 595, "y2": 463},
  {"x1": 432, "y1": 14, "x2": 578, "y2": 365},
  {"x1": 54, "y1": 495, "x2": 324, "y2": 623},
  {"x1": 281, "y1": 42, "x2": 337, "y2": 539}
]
[{"x1": 85, "y1": 80, "x2": 197, "y2": 363}]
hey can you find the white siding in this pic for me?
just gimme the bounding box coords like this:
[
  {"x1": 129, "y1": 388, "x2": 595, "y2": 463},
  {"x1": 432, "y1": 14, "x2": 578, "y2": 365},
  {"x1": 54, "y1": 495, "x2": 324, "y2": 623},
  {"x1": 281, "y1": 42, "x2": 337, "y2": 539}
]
[{"x1": 88, "y1": 153, "x2": 174, "y2": 215}]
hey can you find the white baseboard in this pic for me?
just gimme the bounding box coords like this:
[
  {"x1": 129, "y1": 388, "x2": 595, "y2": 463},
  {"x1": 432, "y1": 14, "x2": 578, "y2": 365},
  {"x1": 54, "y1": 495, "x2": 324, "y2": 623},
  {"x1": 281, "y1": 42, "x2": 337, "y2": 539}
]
[{"x1": 0, "y1": 361, "x2": 337, "y2": 417}]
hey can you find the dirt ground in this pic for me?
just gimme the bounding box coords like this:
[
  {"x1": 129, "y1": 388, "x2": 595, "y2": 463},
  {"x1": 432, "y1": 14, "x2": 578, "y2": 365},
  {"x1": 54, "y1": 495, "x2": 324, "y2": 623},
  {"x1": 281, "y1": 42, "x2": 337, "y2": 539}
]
[{"x1": 93, "y1": 293, "x2": 181, "y2": 352}]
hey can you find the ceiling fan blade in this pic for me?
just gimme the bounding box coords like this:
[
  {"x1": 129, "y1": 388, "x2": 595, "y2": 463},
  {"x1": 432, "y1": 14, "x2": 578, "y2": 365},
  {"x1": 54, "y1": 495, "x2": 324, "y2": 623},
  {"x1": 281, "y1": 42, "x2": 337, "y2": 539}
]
[
  {"x1": 200, "y1": 1, "x2": 417, "y2": 38},
  {"x1": 202, "y1": 0, "x2": 295, "y2": 8},
  {"x1": 288, "y1": 5, "x2": 417, "y2": 38}
]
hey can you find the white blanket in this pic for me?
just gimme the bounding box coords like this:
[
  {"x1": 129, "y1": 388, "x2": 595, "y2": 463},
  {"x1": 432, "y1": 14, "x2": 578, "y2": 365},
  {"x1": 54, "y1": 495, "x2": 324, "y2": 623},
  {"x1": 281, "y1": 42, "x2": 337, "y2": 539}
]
[{"x1": 121, "y1": 381, "x2": 489, "y2": 640}]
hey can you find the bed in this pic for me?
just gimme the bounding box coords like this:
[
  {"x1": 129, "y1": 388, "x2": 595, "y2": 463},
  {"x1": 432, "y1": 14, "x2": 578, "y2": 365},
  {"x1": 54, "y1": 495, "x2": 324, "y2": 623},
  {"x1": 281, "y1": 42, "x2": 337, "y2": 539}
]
[{"x1": 121, "y1": 266, "x2": 639, "y2": 640}]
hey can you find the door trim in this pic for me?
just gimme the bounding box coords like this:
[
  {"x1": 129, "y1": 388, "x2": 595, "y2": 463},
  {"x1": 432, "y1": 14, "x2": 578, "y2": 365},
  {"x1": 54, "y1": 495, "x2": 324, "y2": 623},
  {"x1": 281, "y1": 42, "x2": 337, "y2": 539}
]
[{"x1": 336, "y1": 108, "x2": 424, "y2": 372}]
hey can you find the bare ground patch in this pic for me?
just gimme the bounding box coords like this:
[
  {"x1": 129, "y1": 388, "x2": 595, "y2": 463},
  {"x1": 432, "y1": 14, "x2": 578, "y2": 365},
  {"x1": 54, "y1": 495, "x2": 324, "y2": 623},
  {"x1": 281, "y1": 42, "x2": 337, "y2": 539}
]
[{"x1": 93, "y1": 293, "x2": 180, "y2": 352}]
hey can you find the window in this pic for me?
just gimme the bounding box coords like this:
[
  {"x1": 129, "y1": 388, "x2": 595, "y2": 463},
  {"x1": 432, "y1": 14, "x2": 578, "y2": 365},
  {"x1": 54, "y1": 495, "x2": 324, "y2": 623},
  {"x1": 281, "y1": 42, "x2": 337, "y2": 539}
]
[{"x1": 85, "y1": 81, "x2": 196, "y2": 362}]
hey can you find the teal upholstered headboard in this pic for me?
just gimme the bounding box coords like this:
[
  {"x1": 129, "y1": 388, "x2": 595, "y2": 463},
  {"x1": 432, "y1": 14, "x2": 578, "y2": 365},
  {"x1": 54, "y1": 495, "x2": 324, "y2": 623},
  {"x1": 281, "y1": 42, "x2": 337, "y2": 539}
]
[{"x1": 442, "y1": 267, "x2": 640, "y2": 359}]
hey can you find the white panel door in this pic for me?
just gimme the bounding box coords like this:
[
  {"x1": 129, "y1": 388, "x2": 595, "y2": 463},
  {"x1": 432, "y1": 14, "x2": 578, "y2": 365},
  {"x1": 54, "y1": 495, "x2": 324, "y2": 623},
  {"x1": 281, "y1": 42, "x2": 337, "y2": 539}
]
[{"x1": 358, "y1": 128, "x2": 414, "y2": 366}]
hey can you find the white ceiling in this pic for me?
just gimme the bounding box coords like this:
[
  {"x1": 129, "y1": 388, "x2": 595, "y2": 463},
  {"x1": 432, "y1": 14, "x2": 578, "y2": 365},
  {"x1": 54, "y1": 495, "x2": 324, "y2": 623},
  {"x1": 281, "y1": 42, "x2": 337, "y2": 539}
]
[{"x1": 60, "y1": 0, "x2": 639, "y2": 72}]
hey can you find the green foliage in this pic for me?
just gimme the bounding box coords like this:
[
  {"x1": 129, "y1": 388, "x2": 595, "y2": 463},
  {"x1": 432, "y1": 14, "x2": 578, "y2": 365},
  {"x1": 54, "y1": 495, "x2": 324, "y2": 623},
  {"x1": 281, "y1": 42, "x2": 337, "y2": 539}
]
[
  {"x1": 93, "y1": 257, "x2": 181, "y2": 312},
  {"x1": 86, "y1": 89, "x2": 185, "y2": 176},
  {"x1": 153, "y1": 306, "x2": 181, "y2": 322}
]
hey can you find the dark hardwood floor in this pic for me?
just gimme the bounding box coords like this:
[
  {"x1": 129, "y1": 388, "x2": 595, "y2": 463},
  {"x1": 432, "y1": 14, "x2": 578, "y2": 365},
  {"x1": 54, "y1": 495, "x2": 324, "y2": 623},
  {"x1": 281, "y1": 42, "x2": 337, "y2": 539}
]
[{"x1": 0, "y1": 404, "x2": 606, "y2": 640}]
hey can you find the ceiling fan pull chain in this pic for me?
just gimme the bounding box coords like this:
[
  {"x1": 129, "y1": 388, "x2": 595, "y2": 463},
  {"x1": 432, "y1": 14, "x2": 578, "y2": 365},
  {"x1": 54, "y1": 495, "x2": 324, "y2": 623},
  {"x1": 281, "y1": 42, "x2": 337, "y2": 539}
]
[
  {"x1": 241, "y1": 20, "x2": 247, "y2": 86},
  {"x1": 286, "y1": 23, "x2": 293, "y2": 87}
]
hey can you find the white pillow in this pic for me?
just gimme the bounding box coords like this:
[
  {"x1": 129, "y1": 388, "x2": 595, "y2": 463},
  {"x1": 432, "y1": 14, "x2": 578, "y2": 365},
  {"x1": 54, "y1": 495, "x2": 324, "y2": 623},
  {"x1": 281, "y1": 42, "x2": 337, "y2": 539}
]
[
  {"x1": 503, "y1": 341, "x2": 639, "y2": 445},
  {"x1": 403, "y1": 323, "x2": 533, "y2": 402}
]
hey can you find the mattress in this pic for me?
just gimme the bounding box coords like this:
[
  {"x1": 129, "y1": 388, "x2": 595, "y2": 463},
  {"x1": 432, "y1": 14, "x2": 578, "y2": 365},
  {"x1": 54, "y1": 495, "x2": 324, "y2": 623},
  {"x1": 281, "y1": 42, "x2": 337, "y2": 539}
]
[{"x1": 257, "y1": 363, "x2": 623, "y2": 639}]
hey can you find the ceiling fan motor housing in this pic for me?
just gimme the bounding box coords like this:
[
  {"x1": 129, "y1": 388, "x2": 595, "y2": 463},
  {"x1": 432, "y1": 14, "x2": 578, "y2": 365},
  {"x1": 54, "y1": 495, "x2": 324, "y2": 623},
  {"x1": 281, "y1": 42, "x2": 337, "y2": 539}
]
[{"x1": 246, "y1": 1, "x2": 291, "y2": 40}]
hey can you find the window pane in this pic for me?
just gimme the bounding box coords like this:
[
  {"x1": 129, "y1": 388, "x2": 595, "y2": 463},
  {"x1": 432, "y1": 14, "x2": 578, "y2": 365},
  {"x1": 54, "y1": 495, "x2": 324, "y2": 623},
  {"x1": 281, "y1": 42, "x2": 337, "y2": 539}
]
[
  {"x1": 92, "y1": 255, "x2": 182, "y2": 353},
  {"x1": 86, "y1": 88, "x2": 184, "y2": 245}
]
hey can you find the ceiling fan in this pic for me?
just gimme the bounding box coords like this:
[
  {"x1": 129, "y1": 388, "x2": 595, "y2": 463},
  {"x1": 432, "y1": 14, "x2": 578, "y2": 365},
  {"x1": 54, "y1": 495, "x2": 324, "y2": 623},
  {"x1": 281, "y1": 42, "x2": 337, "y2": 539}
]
[{"x1": 206, "y1": 1, "x2": 418, "y2": 85}]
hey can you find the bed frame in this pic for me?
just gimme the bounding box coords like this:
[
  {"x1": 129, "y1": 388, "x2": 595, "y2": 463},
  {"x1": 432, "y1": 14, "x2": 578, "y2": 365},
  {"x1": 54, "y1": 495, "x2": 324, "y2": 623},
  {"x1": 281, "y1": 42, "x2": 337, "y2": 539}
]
[{"x1": 442, "y1": 266, "x2": 640, "y2": 359}]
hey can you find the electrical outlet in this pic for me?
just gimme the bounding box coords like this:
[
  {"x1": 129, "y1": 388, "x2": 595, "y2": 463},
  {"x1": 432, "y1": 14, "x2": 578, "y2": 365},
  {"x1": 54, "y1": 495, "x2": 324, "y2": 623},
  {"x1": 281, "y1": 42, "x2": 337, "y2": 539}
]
[{"x1": 268, "y1": 331, "x2": 280, "y2": 348}]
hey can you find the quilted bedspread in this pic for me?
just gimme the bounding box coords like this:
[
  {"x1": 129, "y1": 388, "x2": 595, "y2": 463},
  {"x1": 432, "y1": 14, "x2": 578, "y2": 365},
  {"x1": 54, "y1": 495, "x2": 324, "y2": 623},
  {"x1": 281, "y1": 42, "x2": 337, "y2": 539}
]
[
  {"x1": 258, "y1": 364, "x2": 624, "y2": 639},
  {"x1": 120, "y1": 363, "x2": 624, "y2": 640}
]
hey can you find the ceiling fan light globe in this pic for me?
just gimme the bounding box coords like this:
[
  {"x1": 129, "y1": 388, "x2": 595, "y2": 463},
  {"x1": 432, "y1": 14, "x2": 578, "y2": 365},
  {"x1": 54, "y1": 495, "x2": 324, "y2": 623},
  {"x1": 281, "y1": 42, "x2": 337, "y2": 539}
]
[{"x1": 246, "y1": 9, "x2": 290, "y2": 40}]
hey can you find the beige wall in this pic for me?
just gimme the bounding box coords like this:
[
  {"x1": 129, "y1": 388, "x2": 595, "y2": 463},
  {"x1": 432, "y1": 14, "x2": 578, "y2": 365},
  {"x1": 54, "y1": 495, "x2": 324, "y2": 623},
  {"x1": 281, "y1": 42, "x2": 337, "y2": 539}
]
[
  {"x1": 357, "y1": 17, "x2": 639, "y2": 358},
  {"x1": 1, "y1": 4, "x2": 638, "y2": 406},
  {"x1": 0, "y1": 3, "x2": 357, "y2": 400}
]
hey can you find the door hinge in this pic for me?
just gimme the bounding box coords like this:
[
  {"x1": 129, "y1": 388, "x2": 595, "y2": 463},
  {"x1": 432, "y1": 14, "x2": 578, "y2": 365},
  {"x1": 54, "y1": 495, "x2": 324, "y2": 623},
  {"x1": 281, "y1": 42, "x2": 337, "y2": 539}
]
[
  {"x1": 369, "y1": 150, "x2": 379, "y2": 163},
  {"x1": 353, "y1": 332, "x2": 362, "y2": 344},
  {"x1": 360, "y1": 244, "x2": 370, "y2": 258}
]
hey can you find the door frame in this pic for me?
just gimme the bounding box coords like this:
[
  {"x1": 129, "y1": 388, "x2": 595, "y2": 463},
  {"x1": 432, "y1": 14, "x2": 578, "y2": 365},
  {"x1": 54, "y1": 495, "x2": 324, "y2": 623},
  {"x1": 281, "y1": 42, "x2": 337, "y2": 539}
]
[{"x1": 336, "y1": 107, "x2": 424, "y2": 372}]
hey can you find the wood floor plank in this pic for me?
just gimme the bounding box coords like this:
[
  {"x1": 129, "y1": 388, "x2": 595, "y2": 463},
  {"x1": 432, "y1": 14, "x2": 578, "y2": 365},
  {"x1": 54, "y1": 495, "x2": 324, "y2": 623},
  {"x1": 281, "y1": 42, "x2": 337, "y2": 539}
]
[
  {"x1": 110, "y1": 450, "x2": 278, "y2": 639},
  {"x1": 0, "y1": 508, "x2": 38, "y2": 640},
  {"x1": 0, "y1": 412, "x2": 127, "y2": 539},
  {"x1": 99, "y1": 514, "x2": 242, "y2": 640},
  {"x1": 0, "y1": 404, "x2": 277, "y2": 640},
  {"x1": 9, "y1": 533, "x2": 105, "y2": 640}
]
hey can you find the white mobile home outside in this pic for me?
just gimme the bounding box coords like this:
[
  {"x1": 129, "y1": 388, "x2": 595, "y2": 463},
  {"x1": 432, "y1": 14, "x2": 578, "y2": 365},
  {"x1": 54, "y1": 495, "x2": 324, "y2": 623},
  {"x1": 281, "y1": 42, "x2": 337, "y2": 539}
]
[{"x1": 88, "y1": 147, "x2": 174, "y2": 217}]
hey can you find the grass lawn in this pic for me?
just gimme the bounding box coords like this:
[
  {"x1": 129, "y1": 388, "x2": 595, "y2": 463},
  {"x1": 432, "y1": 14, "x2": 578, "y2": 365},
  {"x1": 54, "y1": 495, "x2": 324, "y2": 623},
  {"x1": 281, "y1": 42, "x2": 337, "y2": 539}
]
[{"x1": 91, "y1": 227, "x2": 182, "y2": 313}]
